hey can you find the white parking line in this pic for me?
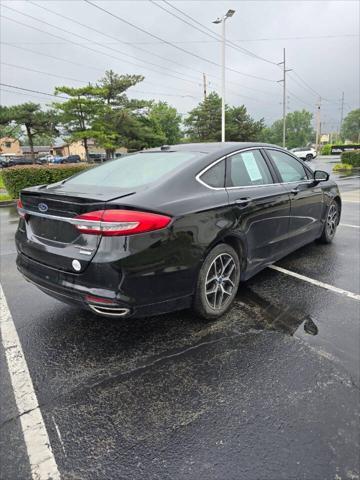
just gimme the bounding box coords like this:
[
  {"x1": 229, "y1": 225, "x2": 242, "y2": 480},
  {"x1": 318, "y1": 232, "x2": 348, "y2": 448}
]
[
  {"x1": 269, "y1": 265, "x2": 360, "y2": 301},
  {"x1": 340, "y1": 223, "x2": 360, "y2": 229},
  {"x1": 0, "y1": 284, "x2": 60, "y2": 480}
]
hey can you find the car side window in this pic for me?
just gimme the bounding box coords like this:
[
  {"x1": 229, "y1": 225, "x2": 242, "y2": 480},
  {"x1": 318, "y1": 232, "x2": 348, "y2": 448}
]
[
  {"x1": 267, "y1": 150, "x2": 308, "y2": 183},
  {"x1": 226, "y1": 150, "x2": 273, "y2": 187},
  {"x1": 200, "y1": 160, "x2": 225, "y2": 188}
]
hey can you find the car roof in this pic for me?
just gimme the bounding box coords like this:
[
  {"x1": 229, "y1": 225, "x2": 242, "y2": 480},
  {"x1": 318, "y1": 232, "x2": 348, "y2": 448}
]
[{"x1": 145, "y1": 142, "x2": 282, "y2": 155}]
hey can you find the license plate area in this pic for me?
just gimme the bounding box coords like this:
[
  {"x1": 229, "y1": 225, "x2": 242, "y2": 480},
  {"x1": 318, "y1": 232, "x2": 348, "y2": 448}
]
[{"x1": 29, "y1": 216, "x2": 79, "y2": 243}]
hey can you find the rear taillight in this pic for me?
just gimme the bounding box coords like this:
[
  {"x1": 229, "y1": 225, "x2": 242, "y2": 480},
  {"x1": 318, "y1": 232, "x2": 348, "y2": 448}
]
[
  {"x1": 17, "y1": 198, "x2": 26, "y2": 218},
  {"x1": 73, "y1": 210, "x2": 171, "y2": 236}
]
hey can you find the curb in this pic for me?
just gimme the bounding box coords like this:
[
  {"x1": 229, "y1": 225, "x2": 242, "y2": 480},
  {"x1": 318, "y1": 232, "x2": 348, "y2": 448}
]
[{"x1": 0, "y1": 200, "x2": 16, "y2": 207}]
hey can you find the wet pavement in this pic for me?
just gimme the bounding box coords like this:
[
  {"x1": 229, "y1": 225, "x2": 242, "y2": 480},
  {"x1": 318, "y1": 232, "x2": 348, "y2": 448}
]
[{"x1": 0, "y1": 156, "x2": 359, "y2": 480}]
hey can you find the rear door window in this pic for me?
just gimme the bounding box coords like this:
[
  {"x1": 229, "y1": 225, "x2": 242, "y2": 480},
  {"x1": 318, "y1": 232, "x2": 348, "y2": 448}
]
[{"x1": 226, "y1": 150, "x2": 273, "y2": 187}]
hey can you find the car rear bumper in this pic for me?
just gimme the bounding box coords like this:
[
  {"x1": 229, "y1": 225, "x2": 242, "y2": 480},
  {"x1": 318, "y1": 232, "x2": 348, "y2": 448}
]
[{"x1": 16, "y1": 251, "x2": 193, "y2": 318}]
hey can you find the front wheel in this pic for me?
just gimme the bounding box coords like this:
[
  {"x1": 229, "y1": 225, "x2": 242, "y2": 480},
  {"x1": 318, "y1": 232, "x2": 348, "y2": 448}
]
[
  {"x1": 306, "y1": 153, "x2": 313, "y2": 161},
  {"x1": 193, "y1": 243, "x2": 241, "y2": 320},
  {"x1": 318, "y1": 200, "x2": 339, "y2": 243}
]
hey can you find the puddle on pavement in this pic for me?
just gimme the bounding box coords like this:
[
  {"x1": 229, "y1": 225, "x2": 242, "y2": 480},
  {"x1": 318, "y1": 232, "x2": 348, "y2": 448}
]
[
  {"x1": 234, "y1": 288, "x2": 359, "y2": 385},
  {"x1": 235, "y1": 287, "x2": 319, "y2": 338}
]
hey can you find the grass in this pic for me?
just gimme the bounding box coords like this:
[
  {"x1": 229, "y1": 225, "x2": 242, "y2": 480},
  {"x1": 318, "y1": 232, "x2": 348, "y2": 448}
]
[
  {"x1": 0, "y1": 173, "x2": 14, "y2": 201},
  {"x1": 333, "y1": 163, "x2": 353, "y2": 172},
  {"x1": 0, "y1": 193, "x2": 13, "y2": 201}
]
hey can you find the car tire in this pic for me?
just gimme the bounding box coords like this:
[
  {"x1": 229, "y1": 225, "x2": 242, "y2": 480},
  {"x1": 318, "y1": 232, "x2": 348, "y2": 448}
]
[
  {"x1": 306, "y1": 154, "x2": 313, "y2": 161},
  {"x1": 318, "y1": 200, "x2": 339, "y2": 244},
  {"x1": 193, "y1": 243, "x2": 241, "y2": 320}
]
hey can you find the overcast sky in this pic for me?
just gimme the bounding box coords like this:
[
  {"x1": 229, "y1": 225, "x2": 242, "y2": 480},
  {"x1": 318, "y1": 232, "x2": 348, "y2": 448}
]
[{"x1": 1, "y1": 0, "x2": 359, "y2": 131}]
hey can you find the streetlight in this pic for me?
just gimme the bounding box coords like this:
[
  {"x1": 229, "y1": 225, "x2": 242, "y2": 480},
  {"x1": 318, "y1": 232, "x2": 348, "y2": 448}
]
[{"x1": 213, "y1": 9, "x2": 235, "y2": 143}]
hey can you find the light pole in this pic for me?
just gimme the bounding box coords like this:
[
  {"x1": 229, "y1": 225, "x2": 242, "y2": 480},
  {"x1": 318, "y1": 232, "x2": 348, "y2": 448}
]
[{"x1": 213, "y1": 9, "x2": 235, "y2": 143}]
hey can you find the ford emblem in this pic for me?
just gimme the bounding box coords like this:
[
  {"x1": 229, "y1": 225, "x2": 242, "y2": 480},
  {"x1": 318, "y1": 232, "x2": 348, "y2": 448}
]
[{"x1": 38, "y1": 203, "x2": 48, "y2": 213}]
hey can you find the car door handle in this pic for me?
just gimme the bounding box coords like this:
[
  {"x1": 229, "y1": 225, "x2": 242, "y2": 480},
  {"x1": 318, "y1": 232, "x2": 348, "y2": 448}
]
[
  {"x1": 235, "y1": 197, "x2": 251, "y2": 206},
  {"x1": 291, "y1": 188, "x2": 300, "y2": 194}
]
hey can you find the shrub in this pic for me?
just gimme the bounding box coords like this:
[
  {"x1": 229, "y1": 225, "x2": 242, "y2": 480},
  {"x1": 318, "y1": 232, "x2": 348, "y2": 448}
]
[
  {"x1": 333, "y1": 163, "x2": 352, "y2": 172},
  {"x1": 321, "y1": 144, "x2": 332, "y2": 155},
  {"x1": 341, "y1": 150, "x2": 360, "y2": 167},
  {"x1": 1, "y1": 164, "x2": 91, "y2": 199}
]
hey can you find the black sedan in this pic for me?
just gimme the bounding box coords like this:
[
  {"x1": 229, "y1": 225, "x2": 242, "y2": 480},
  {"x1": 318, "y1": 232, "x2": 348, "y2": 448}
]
[{"x1": 15, "y1": 143, "x2": 341, "y2": 320}]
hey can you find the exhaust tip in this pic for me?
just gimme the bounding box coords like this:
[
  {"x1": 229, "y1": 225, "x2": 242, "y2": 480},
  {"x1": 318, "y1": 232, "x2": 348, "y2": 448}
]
[{"x1": 88, "y1": 304, "x2": 130, "y2": 317}]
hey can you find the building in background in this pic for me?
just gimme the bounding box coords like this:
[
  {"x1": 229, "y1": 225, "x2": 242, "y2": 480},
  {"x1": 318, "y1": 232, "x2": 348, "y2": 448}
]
[
  {"x1": 51, "y1": 139, "x2": 127, "y2": 160},
  {"x1": 22, "y1": 146, "x2": 52, "y2": 158},
  {"x1": 0, "y1": 137, "x2": 22, "y2": 156}
]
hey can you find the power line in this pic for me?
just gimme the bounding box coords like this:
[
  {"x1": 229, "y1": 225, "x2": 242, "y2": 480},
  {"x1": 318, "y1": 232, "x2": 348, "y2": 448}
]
[
  {"x1": 289, "y1": 71, "x2": 321, "y2": 98},
  {"x1": 0, "y1": 87, "x2": 57, "y2": 104},
  {"x1": 2, "y1": 7, "x2": 202, "y2": 86},
  {"x1": 1, "y1": 83, "x2": 191, "y2": 117},
  {"x1": 0, "y1": 83, "x2": 69, "y2": 99},
  {"x1": 2, "y1": 61, "x2": 277, "y2": 106},
  {"x1": 159, "y1": 0, "x2": 278, "y2": 65},
  {"x1": 2, "y1": 62, "x2": 87, "y2": 84},
  {"x1": 5, "y1": 33, "x2": 358, "y2": 46},
  {"x1": 29, "y1": 1, "x2": 280, "y2": 96},
  {"x1": 84, "y1": 0, "x2": 277, "y2": 82},
  {"x1": 4, "y1": 3, "x2": 278, "y2": 98},
  {"x1": 28, "y1": 1, "x2": 206, "y2": 81},
  {"x1": 0, "y1": 65, "x2": 199, "y2": 99},
  {"x1": 2, "y1": 41, "x2": 106, "y2": 73}
]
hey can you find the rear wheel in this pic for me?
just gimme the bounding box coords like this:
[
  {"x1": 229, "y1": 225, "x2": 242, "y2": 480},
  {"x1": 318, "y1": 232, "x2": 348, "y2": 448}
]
[
  {"x1": 318, "y1": 200, "x2": 339, "y2": 243},
  {"x1": 193, "y1": 243, "x2": 240, "y2": 320},
  {"x1": 306, "y1": 153, "x2": 313, "y2": 161}
]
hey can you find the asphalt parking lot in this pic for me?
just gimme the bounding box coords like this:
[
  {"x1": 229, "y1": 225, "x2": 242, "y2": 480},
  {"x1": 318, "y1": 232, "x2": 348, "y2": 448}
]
[{"x1": 0, "y1": 156, "x2": 359, "y2": 480}]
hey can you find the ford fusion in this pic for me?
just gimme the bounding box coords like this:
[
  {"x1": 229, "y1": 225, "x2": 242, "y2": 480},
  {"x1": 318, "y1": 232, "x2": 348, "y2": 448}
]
[{"x1": 16, "y1": 143, "x2": 341, "y2": 319}]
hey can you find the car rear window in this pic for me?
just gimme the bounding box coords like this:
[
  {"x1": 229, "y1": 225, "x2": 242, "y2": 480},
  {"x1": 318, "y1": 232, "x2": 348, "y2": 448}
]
[{"x1": 66, "y1": 151, "x2": 204, "y2": 189}]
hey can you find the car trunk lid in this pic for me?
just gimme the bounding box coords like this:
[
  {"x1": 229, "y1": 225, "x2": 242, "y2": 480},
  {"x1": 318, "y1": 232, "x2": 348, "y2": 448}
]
[{"x1": 18, "y1": 186, "x2": 136, "y2": 273}]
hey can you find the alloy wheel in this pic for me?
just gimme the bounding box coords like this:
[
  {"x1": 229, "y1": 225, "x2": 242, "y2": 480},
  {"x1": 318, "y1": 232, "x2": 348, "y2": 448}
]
[
  {"x1": 326, "y1": 203, "x2": 338, "y2": 237},
  {"x1": 205, "y1": 253, "x2": 237, "y2": 310}
]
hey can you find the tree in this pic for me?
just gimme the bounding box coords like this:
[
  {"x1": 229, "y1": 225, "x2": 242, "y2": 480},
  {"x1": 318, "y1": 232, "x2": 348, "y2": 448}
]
[
  {"x1": 147, "y1": 101, "x2": 182, "y2": 145},
  {"x1": 341, "y1": 109, "x2": 360, "y2": 142},
  {"x1": 53, "y1": 86, "x2": 104, "y2": 161},
  {"x1": 260, "y1": 109, "x2": 314, "y2": 148},
  {"x1": 184, "y1": 92, "x2": 222, "y2": 141},
  {"x1": 21, "y1": 132, "x2": 55, "y2": 146},
  {"x1": 0, "y1": 103, "x2": 58, "y2": 161},
  {"x1": 184, "y1": 92, "x2": 264, "y2": 142},
  {"x1": 0, "y1": 123, "x2": 22, "y2": 140},
  {"x1": 226, "y1": 105, "x2": 264, "y2": 142},
  {"x1": 92, "y1": 70, "x2": 147, "y2": 158}
]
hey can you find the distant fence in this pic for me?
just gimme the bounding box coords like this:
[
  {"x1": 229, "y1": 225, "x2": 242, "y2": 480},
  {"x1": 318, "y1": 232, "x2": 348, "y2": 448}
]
[{"x1": 331, "y1": 144, "x2": 360, "y2": 155}]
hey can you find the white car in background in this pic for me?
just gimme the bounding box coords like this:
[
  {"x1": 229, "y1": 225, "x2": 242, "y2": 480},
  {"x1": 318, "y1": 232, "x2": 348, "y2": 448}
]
[{"x1": 291, "y1": 147, "x2": 317, "y2": 161}]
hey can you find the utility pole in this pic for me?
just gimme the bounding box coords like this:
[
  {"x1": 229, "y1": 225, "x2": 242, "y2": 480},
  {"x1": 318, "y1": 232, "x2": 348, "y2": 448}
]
[
  {"x1": 339, "y1": 91, "x2": 344, "y2": 137},
  {"x1": 315, "y1": 96, "x2": 322, "y2": 153},
  {"x1": 203, "y1": 73, "x2": 207, "y2": 101},
  {"x1": 213, "y1": 9, "x2": 235, "y2": 143},
  {"x1": 277, "y1": 48, "x2": 292, "y2": 148},
  {"x1": 221, "y1": 17, "x2": 225, "y2": 142}
]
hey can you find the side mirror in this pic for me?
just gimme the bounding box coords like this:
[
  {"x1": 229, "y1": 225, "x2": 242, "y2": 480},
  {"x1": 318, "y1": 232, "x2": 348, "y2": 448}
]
[{"x1": 313, "y1": 170, "x2": 329, "y2": 182}]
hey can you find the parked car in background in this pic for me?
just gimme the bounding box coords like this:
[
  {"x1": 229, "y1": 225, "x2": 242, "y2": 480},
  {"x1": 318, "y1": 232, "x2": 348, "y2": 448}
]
[
  {"x1": 1, "y1": 156, "x2": 34, "y2": 167},
  {"x1": 35, "y1": 157, "x2": 48, "y2": 165},
  {"x1": 62, "y1": 155, "x2": 81, "y2": 163},
  {"x1": 88, "y1": 153, "x2": 107, "y2": 163},
  {"x1": 0, "y1": 155, "x2": 8, "y2": 168},
  {"x1": 16, "y1": 142, "x2": 341, "y2": 321},
  {"x1": 38, "y1": 154, "x2": 54, "y2": 163},
  {"x1": 49, "y1": 156, "x2": 65, "y2": 164},
  {"x1": 291, "y1": 147, "x2": 317, "y2": 161}
]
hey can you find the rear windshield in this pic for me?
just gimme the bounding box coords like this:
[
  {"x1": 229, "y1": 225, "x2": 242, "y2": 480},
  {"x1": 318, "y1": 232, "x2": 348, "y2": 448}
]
[{"x1": 66, "y1": 151, "x2": 203, "y2": 189}]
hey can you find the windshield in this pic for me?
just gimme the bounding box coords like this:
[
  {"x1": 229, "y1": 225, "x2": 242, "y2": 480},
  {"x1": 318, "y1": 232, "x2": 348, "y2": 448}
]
[{"x1": 66, "y1": 151, "x2": 203, "y2": 189}]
